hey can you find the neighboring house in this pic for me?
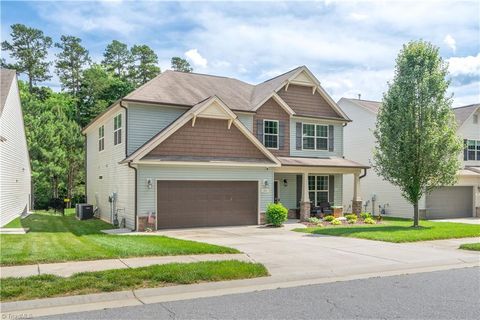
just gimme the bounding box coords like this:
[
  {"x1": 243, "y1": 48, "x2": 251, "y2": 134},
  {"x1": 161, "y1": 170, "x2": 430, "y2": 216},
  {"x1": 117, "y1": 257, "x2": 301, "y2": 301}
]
[
  {"x1": 0, "y1": 69, "x2": 32, "y2": 226},
  {"x1": 83, "y1": 66, "x2": 368, "y2": 230},
  {"x1": 340, "y1": 98, "x2": 480, "y2": 219}
]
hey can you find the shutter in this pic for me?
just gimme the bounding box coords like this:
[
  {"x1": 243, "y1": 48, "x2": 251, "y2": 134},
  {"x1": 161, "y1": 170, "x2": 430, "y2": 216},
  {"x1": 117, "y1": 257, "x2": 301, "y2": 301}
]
[
  {"x1": 464, "y1": 139, "x2": 468, "y2": 161},
  {"x1": 296, "y1": 122, "x2": 302, "y2": 150},
  {"x1": 256, "y1": 119, "x2": 264, "y2": 143},
  {"x1": 296, "y1": 175, "x2": 302, "y2": 207},
  {"x1": 279, "y1": 120, "x2": 285, "y2": 150},
  {"x1": 328, "y1": 175, "x2": 335, "y2": 204},
  {"x1": 328, "y1": 125, "x2": 334, "y2": 152}
]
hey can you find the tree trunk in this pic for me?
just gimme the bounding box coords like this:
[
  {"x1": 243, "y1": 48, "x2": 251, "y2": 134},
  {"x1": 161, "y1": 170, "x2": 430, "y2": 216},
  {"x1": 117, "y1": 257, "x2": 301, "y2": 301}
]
[{"x1": 413, "y1": 201, "x2": 419, "y2": 227}]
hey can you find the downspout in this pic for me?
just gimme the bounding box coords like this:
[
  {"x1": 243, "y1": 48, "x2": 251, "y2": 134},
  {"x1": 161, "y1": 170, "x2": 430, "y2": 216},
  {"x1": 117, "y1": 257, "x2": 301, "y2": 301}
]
[
  {"x1": 120, "y1": 100, "x2": 138, "y2": 231},
  {"x1": 359, "y1": 168, "x2": 367, "y2": 179}
]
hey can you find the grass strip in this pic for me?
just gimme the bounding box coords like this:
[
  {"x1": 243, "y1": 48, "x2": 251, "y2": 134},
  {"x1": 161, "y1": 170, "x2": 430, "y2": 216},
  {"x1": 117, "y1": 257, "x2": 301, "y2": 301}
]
[
  {"x1": 294, "y1": 217, "x2": 480, "y2": 243},
  {"x1": 1, "y1": 260, "x2": 268, "y2": 302}
]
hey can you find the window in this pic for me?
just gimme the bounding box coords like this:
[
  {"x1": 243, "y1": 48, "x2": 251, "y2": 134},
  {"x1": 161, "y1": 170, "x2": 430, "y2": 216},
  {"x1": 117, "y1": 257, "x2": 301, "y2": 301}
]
[
  {"x1": 302, "y1": 124, "x2": 328, "y2": 150},
  {"x1": 263, "y1": 120, "x2": 279, "y2": 149},
  {"x1": 98, "y1": 125, "x2": 104, "y2": 151},
  {"x1": 308, "y1": 175, "x2": 329, "y2": 206},
  {"x1": 465, "y1": 139, "x2": 480, "y2": 161},
  {"x1": 114, "y1": 114, "x2": 122, "y2": 145}
]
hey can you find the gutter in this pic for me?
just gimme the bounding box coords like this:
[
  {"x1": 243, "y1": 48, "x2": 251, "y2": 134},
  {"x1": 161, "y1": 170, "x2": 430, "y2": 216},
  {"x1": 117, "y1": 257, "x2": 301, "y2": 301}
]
[{"x1": 120, "y1": 100, "x2": 138, "y2": 231}]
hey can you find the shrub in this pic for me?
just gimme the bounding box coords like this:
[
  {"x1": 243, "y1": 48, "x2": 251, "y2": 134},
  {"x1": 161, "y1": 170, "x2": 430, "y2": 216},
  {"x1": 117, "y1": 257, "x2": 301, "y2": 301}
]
[
  {"x1": 348, "y1": 218, "x2": 357, "y2": 224},
  {"x1": 344, "y1": 214, "x2": 357, "y2": 221},
  {"x1": 360, "y1": 212, "x2": 372, "y2": 220},
  {"x1": 265, "y1": 203, "x2": 288, "y2": 227},
  {"x1": 307, "y1": 217, "x2": 321, "y2": 225},
  {"x1": 323, "y1": 215, "x2": 335, "y2": 222},
  {"x1": 331, "y1": 218, "x2": 342, "y2": 225},
  {"x1": 364, "y1": 217, "x2": 376, "y2": 224}
]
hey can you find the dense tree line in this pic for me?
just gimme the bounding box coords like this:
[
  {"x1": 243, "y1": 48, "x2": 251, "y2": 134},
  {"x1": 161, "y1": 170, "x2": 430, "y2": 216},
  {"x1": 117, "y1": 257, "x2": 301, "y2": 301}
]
[{"x1": 1, "y1": 24, "x2": 194, "y2": 209}]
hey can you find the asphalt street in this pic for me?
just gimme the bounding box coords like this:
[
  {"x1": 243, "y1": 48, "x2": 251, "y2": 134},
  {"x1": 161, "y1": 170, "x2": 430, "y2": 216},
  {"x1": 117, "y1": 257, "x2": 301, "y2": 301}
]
[{"x1": 39, "y1": 267, "x2": 480, "y2": 320}]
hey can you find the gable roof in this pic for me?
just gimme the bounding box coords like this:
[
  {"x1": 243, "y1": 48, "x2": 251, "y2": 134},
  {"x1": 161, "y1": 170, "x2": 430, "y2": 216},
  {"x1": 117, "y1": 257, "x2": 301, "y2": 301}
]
[
  {"x1": 121, "y1": 66, "x2": 349, "y2": 121},
  {"x1": 342, "y1": 98, "x2": 480, "y2": 129},
  {"x1": 453, "y1": 104, "x2": 480, "y2": 128},
  {"x1": 122, "y1": 95, "x2": 281, "y2": 166},
  {"x1": 0, "y1": 69, "x2": 16, "y2": 117},
  {"x1": 340, "y1": 98, "x2": 382, "y2": 114}
]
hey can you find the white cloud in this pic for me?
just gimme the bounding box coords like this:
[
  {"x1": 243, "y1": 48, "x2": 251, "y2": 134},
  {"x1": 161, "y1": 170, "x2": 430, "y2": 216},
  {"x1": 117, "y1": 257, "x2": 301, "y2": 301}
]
[
  {"x1": 444, "y1": 34, "x2": 456, "y2": 52},
  {"x1": 349, "y1": 12, "x2": 368, "y2": 21},
  {"x1": 448, "y1": 54, "x2": 480, "y2": 76},
  {"x1": 185, "y1": 49, "x2": 208, "y2": 68}
]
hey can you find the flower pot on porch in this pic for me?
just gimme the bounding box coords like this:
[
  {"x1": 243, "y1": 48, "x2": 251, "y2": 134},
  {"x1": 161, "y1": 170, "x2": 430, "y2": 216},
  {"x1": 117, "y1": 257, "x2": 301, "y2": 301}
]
[{"x1": 332, "y1": 207, "x2": 343, "y2": 218}]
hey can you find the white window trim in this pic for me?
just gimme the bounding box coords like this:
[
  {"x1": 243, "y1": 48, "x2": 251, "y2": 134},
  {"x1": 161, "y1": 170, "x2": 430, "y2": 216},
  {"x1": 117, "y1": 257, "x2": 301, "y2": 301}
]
[
  {"x1": 114, "y1": 114, "x2": 122, "y2": 146},
  {"x1": 98, "y1": 125, "x2": 105, "y2": 152},
  {"x1": 466, "y1": 139, "x2": 480, "y2": 161},
  {"x1": 308, "y1": 175, "x2": 329, "y2": 206},
  {"x1": 301, "y1": 123, "x2": 329, "y2": 151},
  {"x1": 263, "y1": 119, "x2": 279, "y2": 150}
]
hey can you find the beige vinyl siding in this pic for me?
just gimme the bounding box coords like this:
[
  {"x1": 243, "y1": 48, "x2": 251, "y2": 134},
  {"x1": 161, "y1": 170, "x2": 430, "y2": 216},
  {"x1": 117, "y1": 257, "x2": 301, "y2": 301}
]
[
  {"x1": 333, "y1": 174, "x2": 343, "y2": 206},
  {"x1": 0, "y1": 77, "x2": 31, "y2": 226},
  {"x1": 237, "y1": 113, "x2": 254, "y2": 132},
  {"x1": 137, "y1": 165, "x2": 274, "y2": 219},
  {"x1": 86, "y1": 108, "x2": 135, "y2": 229},
  {"x1": 127, "y1": 103, "x2": 186, "y2": 155},
  {"x1": 289, "y1": 117, "x2": 343, "y2": 157}
]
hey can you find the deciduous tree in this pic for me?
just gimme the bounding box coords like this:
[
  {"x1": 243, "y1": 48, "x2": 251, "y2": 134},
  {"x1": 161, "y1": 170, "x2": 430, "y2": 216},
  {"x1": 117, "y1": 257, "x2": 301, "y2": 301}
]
[{"x1": 373, "y1": 40, "x2": 462, "y2": 227}]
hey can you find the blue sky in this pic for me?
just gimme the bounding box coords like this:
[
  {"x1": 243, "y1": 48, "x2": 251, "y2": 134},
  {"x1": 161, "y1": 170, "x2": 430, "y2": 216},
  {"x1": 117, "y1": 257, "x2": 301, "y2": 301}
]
[{"x1": 2, "y1": 0, "x2": 479, "y2": 107}]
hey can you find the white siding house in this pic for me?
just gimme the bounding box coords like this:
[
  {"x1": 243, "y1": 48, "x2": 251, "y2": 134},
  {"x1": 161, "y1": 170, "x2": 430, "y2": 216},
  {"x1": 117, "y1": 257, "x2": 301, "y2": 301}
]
[
  {"x1": 340, "y1": 98, "x2": 480, "y2": 219},
  {"x1": 0, "y1": 69, "x2": 31, "y2": 226}
]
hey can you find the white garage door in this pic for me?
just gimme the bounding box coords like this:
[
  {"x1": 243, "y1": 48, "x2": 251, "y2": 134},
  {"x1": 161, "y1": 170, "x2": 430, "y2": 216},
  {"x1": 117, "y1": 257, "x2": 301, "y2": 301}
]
[{"x1": 425, "y1": 186, "x2": 473, "y2": 219}]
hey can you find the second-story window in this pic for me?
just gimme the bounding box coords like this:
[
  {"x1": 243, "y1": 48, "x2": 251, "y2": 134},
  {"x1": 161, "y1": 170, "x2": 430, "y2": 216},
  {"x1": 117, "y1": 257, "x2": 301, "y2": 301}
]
[
  {"x1": 465, "y1": 139, "x2": 480, "y2": 161},
  {"x1": 114, "y1": 114, "x2": 122, "y2": 145},
  {"x1": 263, "y1": 120, "x2": 279, "y2": 149},
  {"x1": 302, "y1": 124, "x2": 328, "y2": 150},
  {"x1": 98, "y1": 125, "x2": 104, "y2": 152}
]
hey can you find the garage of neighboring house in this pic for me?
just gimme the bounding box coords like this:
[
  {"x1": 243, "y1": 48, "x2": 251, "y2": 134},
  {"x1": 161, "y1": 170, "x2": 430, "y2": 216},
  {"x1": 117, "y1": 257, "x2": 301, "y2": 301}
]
[
  {"x1": 425, "y1": 186, "x2": 474, "y2": 219},
  {"x1": 156, "y1": 180, "x2": 259, "y2": 229}
]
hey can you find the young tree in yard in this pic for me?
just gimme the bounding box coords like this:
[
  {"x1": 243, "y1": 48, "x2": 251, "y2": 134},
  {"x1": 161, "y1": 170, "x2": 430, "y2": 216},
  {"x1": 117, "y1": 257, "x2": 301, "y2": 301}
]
[
  {"x1": 373, "y1": 40, "x2": 462, "y2": 227},
  {"x1": 55, "y1": 35, "x2": 91, "y2": 97},
  {"x1": 171, "y1": 57, "x2": 193, "y2": 72},
  {"x1": 102, "y1": 40, "x2": 132, "y2": 78},
  {"x1": 130, "y1": 44, "x2": 161, "y2": 85},
  {"x1": 1, "y1": 24, "x2": 52, "y2": 91}
]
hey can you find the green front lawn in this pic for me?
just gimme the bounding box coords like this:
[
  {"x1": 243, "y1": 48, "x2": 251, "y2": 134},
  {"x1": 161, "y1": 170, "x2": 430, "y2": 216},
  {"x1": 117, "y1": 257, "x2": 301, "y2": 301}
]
[
  {"x1": 459, "y1": 243, "x2": 480, "y2": 251},
  {"x1": 0, "y1": 260, "x2": 268, "y2": 302},
  {"x1": 3, "y1": 217, "x2": 22, "y2": 228},
  {"x1": 0, "y1": 210, "x2": 238, "y2": 266},
  {"x1": 294, "y1": 217, "x2": 480, "y2": 243}
]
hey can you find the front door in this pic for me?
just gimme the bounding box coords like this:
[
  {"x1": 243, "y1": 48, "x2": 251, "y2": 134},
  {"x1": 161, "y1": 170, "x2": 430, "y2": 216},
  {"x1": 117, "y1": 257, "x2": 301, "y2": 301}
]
[{"x1": 274, "y1": 180, "x2": 279, "y2": 203}]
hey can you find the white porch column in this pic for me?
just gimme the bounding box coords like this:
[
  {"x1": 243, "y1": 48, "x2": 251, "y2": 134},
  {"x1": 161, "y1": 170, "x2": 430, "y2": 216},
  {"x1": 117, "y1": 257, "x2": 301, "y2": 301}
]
[
  {"x1": 300, "y1": 172, "x2": 311, "y2": 221},
  {"x1": 352, "y1": 172, "x2": 362, "y2": 215},
  {"x1": 302, "y1": 172, "x2": 309, "y2": 202}
]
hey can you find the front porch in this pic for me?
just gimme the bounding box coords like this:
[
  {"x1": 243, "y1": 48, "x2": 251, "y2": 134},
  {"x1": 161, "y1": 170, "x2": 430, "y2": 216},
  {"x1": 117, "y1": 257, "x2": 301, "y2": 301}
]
[{"x1": 274, "y1": 157, "x2": 369, "y2": 221}]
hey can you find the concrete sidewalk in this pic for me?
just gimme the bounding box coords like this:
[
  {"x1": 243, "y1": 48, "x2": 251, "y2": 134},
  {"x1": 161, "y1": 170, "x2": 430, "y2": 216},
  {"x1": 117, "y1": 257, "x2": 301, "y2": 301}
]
[{"x1": 0, "y1": 253, "x2": 251, "y2": 278}]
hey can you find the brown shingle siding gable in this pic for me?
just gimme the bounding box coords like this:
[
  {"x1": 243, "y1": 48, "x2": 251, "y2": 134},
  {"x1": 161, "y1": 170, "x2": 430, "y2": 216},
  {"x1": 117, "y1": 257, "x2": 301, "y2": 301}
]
[
  {"x1": 146, "y1": 118, "x2": 269, "y2": 160},
  {"x1": 277, "y1": 84, "x2": 341, "y2": 119},
  {"x1": 253, "y1": 98, "x2": 290, "y2": 157}
]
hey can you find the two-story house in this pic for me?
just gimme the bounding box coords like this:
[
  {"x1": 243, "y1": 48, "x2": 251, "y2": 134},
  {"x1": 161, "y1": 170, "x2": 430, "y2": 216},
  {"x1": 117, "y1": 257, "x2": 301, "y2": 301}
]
[
  {"x1": 0, "y1": 69, "x2": 32, "y2": 226},
  {"x1": 83, "y1": 66, "x2": 368, "y2": 230},
  {"x1": 340, "y1": 98, "x2": 480, "y2": 219}
]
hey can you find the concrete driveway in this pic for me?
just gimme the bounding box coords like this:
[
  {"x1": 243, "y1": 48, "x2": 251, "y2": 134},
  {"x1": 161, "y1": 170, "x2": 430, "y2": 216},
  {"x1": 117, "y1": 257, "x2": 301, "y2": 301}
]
[
  {"x1": 431, "y1": 217, "x2": 480, "y2": 225},
  {"x1": 158, "y1": 222, "x2": 479, "y2": 282}
]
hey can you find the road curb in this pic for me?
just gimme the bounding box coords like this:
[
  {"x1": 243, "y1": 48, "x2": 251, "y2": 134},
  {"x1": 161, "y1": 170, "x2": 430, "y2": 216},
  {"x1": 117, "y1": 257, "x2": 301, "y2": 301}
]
[{"x1": 1, "y1": 261, "x2": 478, "y2": 318}]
